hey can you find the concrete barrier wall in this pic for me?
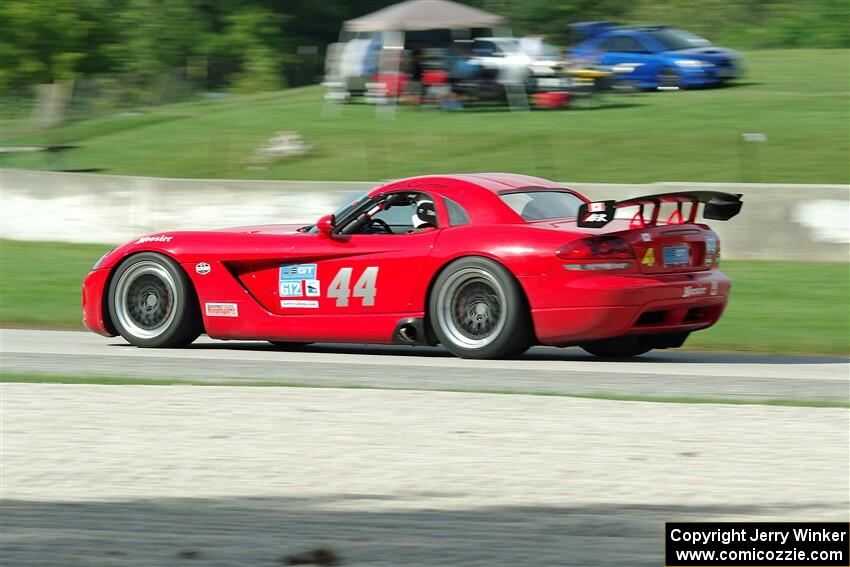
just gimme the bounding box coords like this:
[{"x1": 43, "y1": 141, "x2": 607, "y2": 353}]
[{"x1": 1, "y1": 168, "x2": 848, "y2": 260}]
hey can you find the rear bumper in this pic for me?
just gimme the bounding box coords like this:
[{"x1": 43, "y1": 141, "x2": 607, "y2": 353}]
[
  {"x1": 523, "y1": 270, "x2": 730, "y2": 346},
  {"x1": 82, "y1": 268, "x2": 116, "y2": 337}
]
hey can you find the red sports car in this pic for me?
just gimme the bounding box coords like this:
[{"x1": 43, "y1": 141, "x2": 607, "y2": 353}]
[{"x1": 82, "y1": 173, "x2": 742, "y2": 359}]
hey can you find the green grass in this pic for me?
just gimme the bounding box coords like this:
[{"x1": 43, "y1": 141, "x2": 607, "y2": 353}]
[
  {"x1": 687, "y1": 260, "x2": 850, "y2": 354},
  {"x1": 1, "y1": 239, "x2": 847, "y2": 354},
  {"x1": 0, "y1": 240, "x2": 112, "y2": 328},
  {"x1": 1, "y1": 50, "x2": 848, "y2": 184},
  {"x1": 2, "y1": 373, "x2": 846, "y2": 408}
]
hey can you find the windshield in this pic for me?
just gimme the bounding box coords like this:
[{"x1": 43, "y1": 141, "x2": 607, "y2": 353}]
[
  {"x1": 306, "y1": 192, "x2": 369, "y2": 233},
  {"x1": 333, "y1": 192, "x2": 370, "y2": 220},
  {"x1": 647, "y1": 29, "x2": 711, "y2": 51},
  {"x1": 500, "y1": 191, "x2": 584, "y2": 221},
  {"x1": 494, "y1": 38, "x2": 521, "y2": 54}
]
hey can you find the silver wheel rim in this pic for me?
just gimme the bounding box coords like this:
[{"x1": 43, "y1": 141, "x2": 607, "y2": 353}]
[
  {"x1": 436, "y1": 267, "x2": 507, "y2": 349},
  {"x1": 113, "y1": 260, "x2": 178, "y2": 340}
]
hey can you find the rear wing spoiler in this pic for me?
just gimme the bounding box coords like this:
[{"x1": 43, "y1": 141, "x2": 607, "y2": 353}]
[{"x1": 577, "y1": 191, "x2": 743, "y2": 229}]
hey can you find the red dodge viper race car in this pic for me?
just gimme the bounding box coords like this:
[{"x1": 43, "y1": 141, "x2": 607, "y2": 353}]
[{"x1": 82, "y1": 173, "x2": 742, "y2": 359}]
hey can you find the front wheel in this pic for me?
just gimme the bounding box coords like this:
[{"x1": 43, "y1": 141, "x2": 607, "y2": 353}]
[
  {"x1": 107, "y1": 252, "x2": 202, "y2": 347},
  {"x1": 658, "y1": 67, "x2": 681, "y2": 89},
  {"x1": 429, "y1": 257, "x2": 532, "y2": 359}
]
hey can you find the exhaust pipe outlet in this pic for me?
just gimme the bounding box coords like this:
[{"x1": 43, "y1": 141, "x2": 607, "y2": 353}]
[
  {"x1": 392, "y1": 317, "x2": 432, "y2": 346},
  {"x1": 398, "y1": 324, "x2": 418, "y2": 343}
]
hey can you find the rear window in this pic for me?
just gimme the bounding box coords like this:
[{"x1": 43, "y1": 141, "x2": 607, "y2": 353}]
[
  {"x1": 500, "y1": 191, "x2": 584, "y2": 221},
  {"x1": 443, "y1": 196, "x2": 470, "y2": 226}
]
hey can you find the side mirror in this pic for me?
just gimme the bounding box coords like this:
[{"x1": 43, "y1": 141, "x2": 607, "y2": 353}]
[{"x1": 316, "y1": 214, "x2": 335, "y2": 237}]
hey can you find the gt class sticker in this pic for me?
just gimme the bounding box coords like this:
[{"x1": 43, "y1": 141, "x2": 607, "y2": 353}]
[
  {"x1": 205, "y1": 302, "x2": 238, "y2": 317},
  {"x1": 280, "y1": 263, "x2": 317, "y2": 281}
]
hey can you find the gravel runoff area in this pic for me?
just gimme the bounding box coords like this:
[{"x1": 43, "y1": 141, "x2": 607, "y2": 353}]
[{"x1": 1, "y1": 383, "x2": 848, "y2": 566}]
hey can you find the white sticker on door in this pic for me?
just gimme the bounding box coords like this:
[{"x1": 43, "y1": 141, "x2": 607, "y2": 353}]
[
  {"x1": 280, "y1": 300, "x2": 319, "y2": 308},
  {"x1": 304, "y1": 280, "x2": 321, "y2": 297},
  {"x1": 205, "y1": 302, "x2": 238, "y2": 317}
]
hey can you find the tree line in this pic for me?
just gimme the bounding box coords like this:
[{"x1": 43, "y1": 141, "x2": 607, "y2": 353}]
[{"x1": 1, "y1": 0, "x2": 846, "y2": 95}]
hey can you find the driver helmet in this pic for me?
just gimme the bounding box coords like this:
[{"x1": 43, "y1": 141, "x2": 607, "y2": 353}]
[{"x1": 411, "y1": 199, "x2": 437, "y2": 229}]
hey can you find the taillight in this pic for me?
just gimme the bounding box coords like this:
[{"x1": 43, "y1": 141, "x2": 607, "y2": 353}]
[
  {"x1": 706, "y1": 234, "x2": 720, "y2": 268},
  {"x1": 557, "y1": 236, "x2": 634, "y2": 260}
]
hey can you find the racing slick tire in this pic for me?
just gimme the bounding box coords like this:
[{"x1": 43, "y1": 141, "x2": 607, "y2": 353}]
[
  {"x1": 430, "y1": 257, "x2": 532, "y2": 359},
  {"x1": 107, "y1": 252, "x2": 202, "y2": 348},
  {"x1": 580, "y1": 335, "x2": 652, "y2": 358}
]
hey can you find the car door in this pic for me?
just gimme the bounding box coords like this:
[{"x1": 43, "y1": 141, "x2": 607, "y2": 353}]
[
  {"x1": 598, "y1": 34, "x2": 656, "y2": 84},
  {"x1": 277, "y1": 191, "x2": 441, "y2": 318}
]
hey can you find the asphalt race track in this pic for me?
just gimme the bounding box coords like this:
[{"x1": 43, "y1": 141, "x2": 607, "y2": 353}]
[
  {"x1": 1, "y1": 329, "x2": 848, "y2": 566},
  {"x1": 1, "y1": 329, "x2": 848, "y2": 402}
]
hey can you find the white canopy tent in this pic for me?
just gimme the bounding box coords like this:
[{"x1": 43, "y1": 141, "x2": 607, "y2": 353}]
[
  {"x1": 326, "y1": 0, "x2": 520, "y2": 110},
  {"x1": 343, "y1": 0, "x2": 506, "y2": 33}
]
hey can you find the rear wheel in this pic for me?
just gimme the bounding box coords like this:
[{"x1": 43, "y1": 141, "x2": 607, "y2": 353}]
[
  {"x1": 108, "y1": 252, "x2": 202, "y2": 347},
  {"x1": 581, "y1": 336, "x2": 652, "y2": 358},
  {"x1": 430, "y1": 257, "x2": 532, "y2": 359}
]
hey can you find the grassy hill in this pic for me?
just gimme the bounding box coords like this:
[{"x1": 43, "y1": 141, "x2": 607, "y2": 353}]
[{"x1": 1, "y1": 50, "x2": 848, "y2": 184}]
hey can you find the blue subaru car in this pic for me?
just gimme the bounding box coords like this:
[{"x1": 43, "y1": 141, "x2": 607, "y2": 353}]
[{"x1": 569, "y1": 23, "x2": 743, "y2": 89}]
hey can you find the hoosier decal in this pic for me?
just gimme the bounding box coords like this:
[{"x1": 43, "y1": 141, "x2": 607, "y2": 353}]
[{"x1": 682, "y1": 285, "x2": 709, "y2": 298}]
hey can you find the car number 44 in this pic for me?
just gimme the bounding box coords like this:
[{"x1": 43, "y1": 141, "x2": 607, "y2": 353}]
[{"x1": 328, "y1": 267, "x2": 379, "y2": 307}]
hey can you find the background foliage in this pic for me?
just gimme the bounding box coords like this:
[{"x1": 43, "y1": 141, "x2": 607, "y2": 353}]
[{"x1": 1, "y1": 0, "x2": 847, "y2": 96}]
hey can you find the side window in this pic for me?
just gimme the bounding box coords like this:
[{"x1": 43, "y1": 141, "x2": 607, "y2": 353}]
[
  {"x1": 600, "y1": 35, "x2": 647, "y2": 53},
  {"x1": 599, "y1": 35, "x2": 624, "y2": 51},
  {"x1": 353, "y1": 191, "x2": 438, "y2": 234},
  {"x1": 598, "y1": 36, "x2": 620, "y2": 52},
  {"x1": 370, "y1": 201, "x2": 417, "y2": 231},
  {"x1": 443, "y1": 196, "x2": 470, "y2": 226},
  {"x1": 620, "y1": 37, "x2": 649, "y2": 53},
  {"x1": 474, "y1": 41, "x2": 497, "y2": 57}
]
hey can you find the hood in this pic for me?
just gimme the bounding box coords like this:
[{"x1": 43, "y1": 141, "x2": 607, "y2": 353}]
[
  {"x1": 214, "y1": 223, "x2": 306, "y2": 235},
  {"x1": 97, "y1": 225, "x2": 312, "y2": 270}
]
